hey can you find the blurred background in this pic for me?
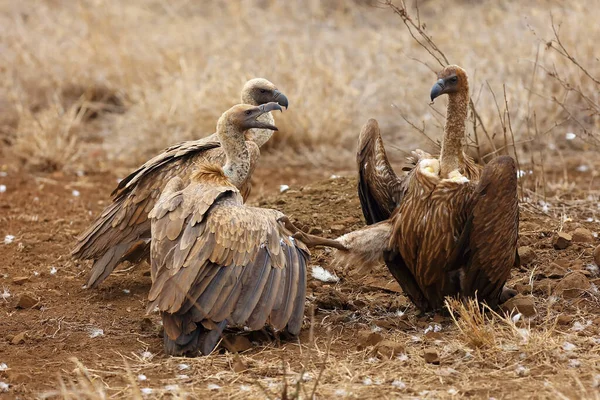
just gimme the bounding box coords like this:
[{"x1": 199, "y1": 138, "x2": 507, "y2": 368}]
[{"x1": 1, "y1": 0, "x2": 598, "y2": 193}]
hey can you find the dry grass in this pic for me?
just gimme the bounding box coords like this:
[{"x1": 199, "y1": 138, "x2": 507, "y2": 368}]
[{"x1": 1, "y1": 0, "x2": 599, "y2": 172}]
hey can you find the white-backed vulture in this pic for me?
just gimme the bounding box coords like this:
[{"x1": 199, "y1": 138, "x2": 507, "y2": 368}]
[
  {"x1": 148, "y1": 104, "x2": 309, "y2": 356},
  {"x1": 72, "y1": 79, "x2": 289, "y2": 289},
  {"x1": 297, "y1": 66, "x2": 519, "y2": 312}
]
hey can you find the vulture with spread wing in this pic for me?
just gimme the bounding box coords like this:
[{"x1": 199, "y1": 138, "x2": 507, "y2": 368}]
[
  {"x1": 148, "y1": 104, "x2": 310, "y2": 356},
  {"x1": 315, "y1": 66, "x2": 520, "y2": 312},
  {"x1": 72, "y1": 79, "x2": 289, "y2": 289}
]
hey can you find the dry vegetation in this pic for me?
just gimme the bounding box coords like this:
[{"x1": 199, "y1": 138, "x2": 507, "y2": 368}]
[{"x1": 1, "y1": 0, "x2": 600, "y2": 399}]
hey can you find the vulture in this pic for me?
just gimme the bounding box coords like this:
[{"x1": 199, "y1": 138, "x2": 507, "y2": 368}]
[
  {"x1": 147, "y1": 103, "x2": 310, "y2": 356},
  {"x1": 320, "y1": 65, "x2": 520, "y2": 312},
  {"x1": 72, "y1": 78, "x2": 289, "y2": 289}
]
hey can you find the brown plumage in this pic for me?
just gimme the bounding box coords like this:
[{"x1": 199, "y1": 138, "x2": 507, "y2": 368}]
[
  {"x1": 72, "y1": 79, "x2": 288, "y2": 289},
  {"x1": 147, "y1": 107, "x2": 308, "y2": 355},
  {"x1": 337, "y1": 65, "x2": 519, "y2": 312}
]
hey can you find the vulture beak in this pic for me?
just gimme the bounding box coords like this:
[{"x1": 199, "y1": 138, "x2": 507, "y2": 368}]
[
  {"x1": 430, "y1": 79, "x2": 445, "y2": 102},
  {"x1": 251, "y1": 102, "x2": 282, "y2": 131},
  {"x1": 273, "y1": 90, "x2": 289, "y2": 109}
]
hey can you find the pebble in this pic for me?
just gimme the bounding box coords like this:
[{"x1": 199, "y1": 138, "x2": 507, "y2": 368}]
[
  {"x1": 223, "y1": 335, "x2": 253, "y2": 353},
  {"x1": 518, "y1": 246, "x2": 536, "y2": 265},
  {"x1": 537, "y1": 262, "x2": 567, "y2": 279},
  {"x1": 554, "y1": 271, "x2": 591, "y2": 298},
  {"x1": 15, "y1": 293, "x2": 39, "y2": 309},
  {"x1": 570, "y1": 227, "x2": 594, "y2": 243},
  {"x1": 556, "y1": 315, "x2": 574, "y2": 325},
  {"x1": 356, "y1": 331, "x2": 384, "y2": 350},
  {"x1": 330, "y1": 224, "x2": 346, "y2": 235},
  {"x1": 553, "y1": 232, "x2": 572, "y2": 250},
  {"x1": 423, "y1": 348, "x2": 440, "y2": 365},
  {"x1": 373, "y1": 340, "x2": 405, "y2": 359},
  {"x1": 12, "y1": 276, "x2": 29, "y2": 286},
  {"x1": 501, "y1": 295, "x2": 536, "y2": 317},
  {"x1": 11, "y1": 332, "x2": 26, "y2": 345}
]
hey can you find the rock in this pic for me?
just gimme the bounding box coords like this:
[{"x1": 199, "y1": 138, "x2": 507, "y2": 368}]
[
  {"x1": 315, "y1": 288, "x2": 349, "y2": 310},
  {"x1": 15, "y1": 293, "x2": 39, "y2": 309},
  {"x1": 423, "y1": 348, "x2": 440, "y2": 365},
  {"x1": 330, "y1": 224, "x2": 346, "y2": 235},
  {"x1": 140, "y1": 317, "x2": 154, "y2": 333},
  {"x1": 12, "y1": 276, "x2": 29, "y2": 285},
  {"x1": 553, "y1": 232, "x2": 572, "y2": 250},
  {"x1": 554, "y1": 272, "x2": 591, "y2": 298},
  {"x1": 556, "y1": 315, "x2": 573, "y2": 325},
  {"x1": 571, "y1": 228, "x2": 594, "y2": 243},
  {"x1": 514, "y1": 284, "x2": 532, "y2": 295},
  {"x1": 501, "y1": 295, "x2": 536, "y2": 317},
  {"x1": 594, "y1": 245, "x2": 600, "y2": 267},
  {"x1": 12, "y1": 331, "x2": 26, "y2": 345},
  {"x1": 518, "y1": 246, "x2": 536, "y2": 265},
  {"x1": 232, "y1": 358, "x2": 247, "y2": 373},
  {"x1": 308, "y1": 226, "x2": 323, "y2": 235},
  {"x1": 373, "y1": 340, "x2": 405, "y2": 359},
  {"x1": 537, "y1": 262, "x2": 567, "y2": 279},
  {"x1": 533, "y1": 279, "x2": 555, "y2": 295},
  {"x1": 223, "y1": 335, "x2": 253, "y2": 353},
  {"x1": 356, "y1": 331, "x2": 384, "y2": 350}
]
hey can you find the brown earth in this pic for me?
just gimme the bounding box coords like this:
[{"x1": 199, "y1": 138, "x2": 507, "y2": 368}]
[{"x1": 1, "y1": 157, "x2": 600, "y2": 399}]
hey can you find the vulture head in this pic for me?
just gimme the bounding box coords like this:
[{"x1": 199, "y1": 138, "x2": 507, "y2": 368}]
[
  {"x1": 430, "y1": 65, "x2": 469, "y2": 101},
  {"x1": 242, "y1": 78, "x2": 289, "y2": 109},
  {"x1": 218, "y1": 102, "x2": 283, "y2": 137}
]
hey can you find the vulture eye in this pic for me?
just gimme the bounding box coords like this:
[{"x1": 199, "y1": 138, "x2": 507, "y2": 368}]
[
  {"x1": 259, "y1": 89, "x2": 267, "y2": 93},
  {"x1": 449, "y1": 76, "x2": 458, "y2": 83},
  {"x1": 245, "y1": 110, "x2": 252, "y2": 115}
]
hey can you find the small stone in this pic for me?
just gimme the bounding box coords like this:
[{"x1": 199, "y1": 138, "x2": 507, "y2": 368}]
[
  {"x1": 308, "y1": 226, "x2": 323, "y2": 235},
  {"x1": 423, "y1": 348, "x2": 440, "y2": 365},
  {"x1": 357, "y1": 331, "x2": 384, "y2": 350},
  {"x1": 593, "y1": 245, "x2": 600, "y2": 266},
  {"x1": 553, "y1": 232, "x2": 572, "y2": 250},
  {"x1": 232, "y1": 358, "x2": 247, "y2": 373},
  {"x1": 223, "y1": 335, "x2": 252, "y2": 353},
  {"x1": 12, "y1": 332, "x2": 26, "y2": 345},
  {"x1": 557, "y1": 315, "x2": 573, "y2": 325},
  {"x1": 554, "y1": 272, "x2": 591, "y2": 298},
  {"x1": 373, "y1": 340, "x2": 405, "y2": 359},
  {"x1": 275, "y1": 199, "x2": 286, "y2": 205},
  {"x1": 518, "y1": 246, "x2": 536, "y2": 265},
  {"x1": 538, "y1": 262, "x2": 567, "y2": 279},
  {"x1": 15, "y1": 293, "x2": 39, "y2": 309},
  {"x1": 330, "y1": 224, "x2": 346, "y2": 235},
  {"x1": 501, "y1": 295, "x2": 536, "y2": 317},
  {"x1": 514, "y1": 284, "x2": 532, "y2": 295},
  {"x1": 571, "y1": 228, "x2": 594, "y2": 243},
  {"x1": 12, "y1": 276, "x2": 29, "y2": 285}
]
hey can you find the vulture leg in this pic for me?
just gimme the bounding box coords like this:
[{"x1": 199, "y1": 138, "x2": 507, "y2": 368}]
[
  {"x1": 458, "y1": 156, "x2": 519, "y2": 309},
  {"x1": 278, "y1": 216, "x2": 348, "y2": 250}
]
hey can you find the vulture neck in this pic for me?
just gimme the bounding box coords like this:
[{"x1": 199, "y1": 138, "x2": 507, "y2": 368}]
[
  {"x1": 217, "y1": 120, "x2": 250, "y2": 189},
  {"x1": 241, "y1": 92, "x2": 274, "y2": 148},
  {"x1": 439, "y1": 89, "x2": 469, "y2": 179}
]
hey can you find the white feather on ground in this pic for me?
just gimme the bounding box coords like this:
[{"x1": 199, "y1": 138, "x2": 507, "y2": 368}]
[{"x1": 311, "y1": 265, "x2": 339, "y2": 283}]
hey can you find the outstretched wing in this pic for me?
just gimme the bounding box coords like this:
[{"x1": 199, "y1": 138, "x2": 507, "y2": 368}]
[
  {"x1": 148, "y1": 178, "x2": 309, "y2": 345},
  {"x1": 356, "y1": 119, "x2": 405, "y2": 225},
  {"x1": 71, "y1": 138, "x2": 227, "y2": 288},
  {"x1": 454, "y1": 156, "x2": 519, "y2": 307}
]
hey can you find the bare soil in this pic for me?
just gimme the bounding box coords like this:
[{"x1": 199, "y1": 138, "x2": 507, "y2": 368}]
[{"x1": 1, "y1": 156, "x2": 600, "y2": 399}]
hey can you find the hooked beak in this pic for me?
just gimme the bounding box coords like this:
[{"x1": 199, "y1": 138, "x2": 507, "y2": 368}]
[
  {"x1": 273, "y1": 90, "x2": 289, "y2": 109},
  {"x1": 253, "y1": 102, "x2": 283, "y2": 131},
  {"x1": 430, "y1": 79, "x2": 445, "y2": 102}
]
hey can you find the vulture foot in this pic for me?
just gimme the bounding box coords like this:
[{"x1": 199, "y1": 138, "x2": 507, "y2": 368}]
[{"x1": 278, "y1": 216, "x2": 348, "y2": 250}]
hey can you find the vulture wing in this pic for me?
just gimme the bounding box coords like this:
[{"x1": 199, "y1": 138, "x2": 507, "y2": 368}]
[
  {"x1": 356, "y1": 119, "x2": 405, "y2": 225},
  {"x1": 71, "y1": 138, "x2": 257, "y2": 289},
  {"x1": 148, "y1": 176, "x2": 309, "y2": 356},
  {"x1": 452, "y1": 155, "x2": 519, "y2": 307}
]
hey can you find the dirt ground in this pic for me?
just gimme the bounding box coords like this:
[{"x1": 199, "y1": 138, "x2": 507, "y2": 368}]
[{"x1": 1, "y1": 153, "x2": 600, "y2": 399}]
